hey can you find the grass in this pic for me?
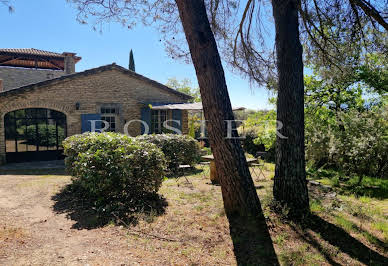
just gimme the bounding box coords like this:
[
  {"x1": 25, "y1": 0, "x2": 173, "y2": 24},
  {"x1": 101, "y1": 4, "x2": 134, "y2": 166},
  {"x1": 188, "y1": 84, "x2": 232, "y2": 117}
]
[
  {"x1": 335, "y1": 214, "x2": 358, "y2": 232},
  {"x1": 305, "y1": 167, "x2": 388, "y2": 255},
  {"x1": 307, "y1": 168, "x2": 388, "y2": 199},
  {"x1": 159, "y1": 165, "x2": 387, "y2": 265},
  {"x1": 373, "y1": 221, "x2": 388, "y2": 241},
  {"x1": 278, "y1": 244, "x2": 326, "y2": 266},
  {"x1": 310, "y1": 199, "x2": 326, "y2": 213}
]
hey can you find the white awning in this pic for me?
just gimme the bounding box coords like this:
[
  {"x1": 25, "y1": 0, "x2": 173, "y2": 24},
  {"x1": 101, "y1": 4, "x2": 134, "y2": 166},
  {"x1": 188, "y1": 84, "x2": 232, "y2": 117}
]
[{"x1": 150, "y1": 102, "x2": 245, "y2": 111}]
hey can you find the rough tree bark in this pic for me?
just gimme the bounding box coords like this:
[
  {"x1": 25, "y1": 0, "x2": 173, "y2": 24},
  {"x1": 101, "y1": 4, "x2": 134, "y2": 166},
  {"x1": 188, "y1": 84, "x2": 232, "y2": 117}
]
[
  {"x1": 272, "y1": 0, "x2": 310, "y2": 219},
  {"x1": 175, "y1": 0, "x2": 278, "y2": 264},
  {"x1": 175, "y1": 0, "x2": 261, "y2": 219}
]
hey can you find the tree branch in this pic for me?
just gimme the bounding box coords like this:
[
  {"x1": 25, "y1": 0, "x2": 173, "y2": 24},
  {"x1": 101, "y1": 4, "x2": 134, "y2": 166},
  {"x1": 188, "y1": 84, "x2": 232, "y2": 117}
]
[{"x1": 349, "y1": 0, "x2": 388, "y2": 31}]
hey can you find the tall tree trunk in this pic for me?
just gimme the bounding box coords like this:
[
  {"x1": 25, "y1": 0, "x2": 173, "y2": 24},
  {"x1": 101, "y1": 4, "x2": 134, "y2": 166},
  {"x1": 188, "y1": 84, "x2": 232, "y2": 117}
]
[
  {"x1": 272, "y1": 0, "x2": 310, "y2": 219},
  {"x1": 175, "y1": 0, "x2": 261, "y2": 219},
  {"x1": 175, "y1": 1, "x2": 278, "y2": 264}
]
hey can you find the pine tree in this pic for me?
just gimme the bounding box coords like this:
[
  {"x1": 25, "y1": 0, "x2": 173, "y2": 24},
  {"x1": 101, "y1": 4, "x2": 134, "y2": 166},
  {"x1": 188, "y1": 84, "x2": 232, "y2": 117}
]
[{"x1": 128, "y1": 49, "x2": 135, "y2": 72}]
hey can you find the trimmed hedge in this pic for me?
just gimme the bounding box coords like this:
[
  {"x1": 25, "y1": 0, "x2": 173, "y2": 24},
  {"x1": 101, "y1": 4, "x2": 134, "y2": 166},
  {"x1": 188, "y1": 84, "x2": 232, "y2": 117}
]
[
  {"x1": 63, "y1": 132, "x2": 166, "y2": 209},
  {"x1": 136, "y1": 134, "x2": 201, "y2": 173}
]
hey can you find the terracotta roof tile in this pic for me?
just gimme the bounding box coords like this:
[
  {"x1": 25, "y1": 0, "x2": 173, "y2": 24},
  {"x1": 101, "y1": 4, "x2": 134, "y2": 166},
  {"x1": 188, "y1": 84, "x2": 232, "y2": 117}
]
[{"x1": 0, "y1": 48, "x2": 65, "y2": 58}]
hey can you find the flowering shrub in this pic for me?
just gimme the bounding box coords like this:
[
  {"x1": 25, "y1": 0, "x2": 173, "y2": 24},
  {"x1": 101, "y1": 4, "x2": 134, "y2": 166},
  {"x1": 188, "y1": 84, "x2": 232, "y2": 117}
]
[
  {"x1": 63, "y1": 132, "x2": 166, "y2": 209},
  {"x1": 332, "y1": 110, "x2": 387, "y2": 178},
  {"x1": 136, "y1": 134, "x2": 201, "y2": 173}
]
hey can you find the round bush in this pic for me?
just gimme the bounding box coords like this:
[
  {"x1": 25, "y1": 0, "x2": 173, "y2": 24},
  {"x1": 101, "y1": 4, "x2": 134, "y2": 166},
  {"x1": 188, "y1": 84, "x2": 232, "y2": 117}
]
[
  {"x1": 136, "y1": 134, "x2": 201, "y2": 173},
  {"x1": 63, "y1": 132, "x2": 167, "y2": 208}
]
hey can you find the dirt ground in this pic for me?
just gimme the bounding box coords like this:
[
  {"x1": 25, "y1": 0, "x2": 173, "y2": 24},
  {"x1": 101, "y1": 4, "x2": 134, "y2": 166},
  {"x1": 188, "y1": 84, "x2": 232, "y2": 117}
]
[
  {"x1": 0, "y1": 166, "x2": 239, "y2": 266},
  {"x1": 0, "y1": 171, "x2": 148, "y2": 265},
  {"x1": 0, "y1": 165, "x2": 386, "y2": 266}
]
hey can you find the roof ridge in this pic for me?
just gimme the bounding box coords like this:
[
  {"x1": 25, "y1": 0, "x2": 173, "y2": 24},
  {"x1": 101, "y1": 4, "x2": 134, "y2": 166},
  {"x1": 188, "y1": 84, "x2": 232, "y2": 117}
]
[{"x1": 0, "y1": 63, "x2": 192, "y2": 100}]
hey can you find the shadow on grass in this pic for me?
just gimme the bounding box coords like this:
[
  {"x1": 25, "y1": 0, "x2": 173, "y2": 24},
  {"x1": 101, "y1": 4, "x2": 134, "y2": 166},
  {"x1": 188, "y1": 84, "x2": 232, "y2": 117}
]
[
  {"x1": 338, "y1": 183, "x2": 388, "y2": 200},
  {"x1": 228, "y1": 214, "x2": 280, "y2": 265},
  {"x1": 52, "y1": 183, "x2": 168, "y2": 230},
  {"x1": 292, "y1": 214, "x2": 387, "y2": 265},
  {"x1": 307, "y1": 168, "x2": 388, "y2": 200}
]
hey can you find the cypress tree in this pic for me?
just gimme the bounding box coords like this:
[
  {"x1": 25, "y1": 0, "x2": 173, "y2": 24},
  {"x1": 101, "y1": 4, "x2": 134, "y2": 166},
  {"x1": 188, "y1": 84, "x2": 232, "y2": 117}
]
[{"x1": 128, "y1": 49, "x2": 135, "y2": 71}]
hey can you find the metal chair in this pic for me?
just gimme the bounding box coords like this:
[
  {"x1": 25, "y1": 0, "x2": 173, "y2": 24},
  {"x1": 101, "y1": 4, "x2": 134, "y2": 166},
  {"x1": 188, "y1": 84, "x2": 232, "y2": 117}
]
[
  {"x1": 250, "y1": 152, "x2": 267, "y2": 180},
  {"x1": 176, "y1": 164, "x2": 192, "y2": 185},
  {"x1": 198, "y1": 161, "x2": 210, "y2": 179}
]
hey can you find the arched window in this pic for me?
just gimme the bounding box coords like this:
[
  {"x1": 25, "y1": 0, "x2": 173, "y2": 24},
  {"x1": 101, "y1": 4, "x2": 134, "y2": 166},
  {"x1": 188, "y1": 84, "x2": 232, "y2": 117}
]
[{"x1": 4, "y1": 108, "x2": 67, "y2": 162}]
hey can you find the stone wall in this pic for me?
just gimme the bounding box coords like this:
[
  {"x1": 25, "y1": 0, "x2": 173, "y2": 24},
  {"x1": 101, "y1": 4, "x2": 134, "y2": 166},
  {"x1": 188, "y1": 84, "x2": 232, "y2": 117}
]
[
  {"x1": 0, "y1": 68, "x2": 189, "y2": 164},
  {"x1": 0, "y1": 67, "x2": 65, "y2": 91}
]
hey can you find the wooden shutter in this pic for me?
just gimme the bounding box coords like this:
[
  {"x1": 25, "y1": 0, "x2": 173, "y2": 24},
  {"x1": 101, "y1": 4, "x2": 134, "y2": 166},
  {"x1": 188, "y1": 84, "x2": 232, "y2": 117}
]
[
  {"x1": 81, "y1": 114, "x2": 101, "y2": 133},
  {"x1": 140, "y1": 107, "x2": 151, "y2": 134}
]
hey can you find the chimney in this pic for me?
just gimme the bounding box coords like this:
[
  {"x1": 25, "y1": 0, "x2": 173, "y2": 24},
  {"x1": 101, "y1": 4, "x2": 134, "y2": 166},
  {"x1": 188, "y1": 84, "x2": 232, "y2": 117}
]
[
  {"x1": 63, "y1": 52, "x2": 76, "y2": 74},
  {"x1": 0, "y1": 79, "x2": 3, "y2": 92}
]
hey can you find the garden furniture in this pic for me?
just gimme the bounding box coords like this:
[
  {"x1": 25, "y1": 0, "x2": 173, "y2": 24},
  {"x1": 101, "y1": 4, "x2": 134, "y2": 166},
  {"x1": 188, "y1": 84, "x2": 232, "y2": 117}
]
[{"x1": 201, "y1": 155, "x2": 257, "y2": 184}]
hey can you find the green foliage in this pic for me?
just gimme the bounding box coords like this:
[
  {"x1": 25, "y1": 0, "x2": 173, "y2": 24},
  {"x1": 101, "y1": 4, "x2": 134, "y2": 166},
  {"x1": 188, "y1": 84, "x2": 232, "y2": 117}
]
[
  {"x1": 305, "y1": 65, "x2": 388, "y2": 179},
  {"x1": 188, "y1": 112, "x2": 201, "y2": 139},
  {"x1": 239, "y1": 110, "x2": 276, "y2": 160},
  {"x1": 304, "y1": 74, "x2": 366, "y2": 112},
  {"x1": 166, "y1": 77, "x2": 201, "y2": 103},
  {"x1": 335, "y1": 109, "x2": 387, "y2": 177},
  {"x1": 310, "y1": 199, "x2": 325, "y2": 213},
  {"x1": 233, "y1": 109, "x2": 257, "y2": 121},
  {"x1": 355, "y1": 53, "x2": 388, "y2": 95},
  {"x1": 306, "y1": 104, "x2": 388, "y2": 178},
  {"x1": 63, "y1": 132, "x2": 167, "y2": 211},
  {"x1": 238, "y1": 127, "x2": 264, "y2": 157},
  {"x1": 243, "y1": 110, "x2": 277, "y2": 150},
  {"x1": 25, "y1": 124, "x2": 65, "y2": 147},
  {"x1": 136, "y1": 134, "x2": 201, "y2": 173}
]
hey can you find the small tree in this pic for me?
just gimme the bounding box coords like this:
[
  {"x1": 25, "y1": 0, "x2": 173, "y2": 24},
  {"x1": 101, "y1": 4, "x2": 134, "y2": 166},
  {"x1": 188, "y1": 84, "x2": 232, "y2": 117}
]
[
  {"x1": 128, "y1": 49, "x2": 135, "y2": 71},
  {"x1": 166, "y1": 77, "x2": 201, "y2": 102}
]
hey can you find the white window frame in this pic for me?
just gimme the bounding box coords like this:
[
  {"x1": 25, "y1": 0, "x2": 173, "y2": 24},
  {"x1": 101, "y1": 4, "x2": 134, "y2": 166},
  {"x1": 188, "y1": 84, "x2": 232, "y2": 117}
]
[{"x1": 151, "y1": 110, "x2": 168, "y2": 134}]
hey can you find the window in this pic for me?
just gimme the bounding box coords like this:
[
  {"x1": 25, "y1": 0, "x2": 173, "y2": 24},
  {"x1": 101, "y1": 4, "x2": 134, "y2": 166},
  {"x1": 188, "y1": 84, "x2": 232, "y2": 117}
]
[
  {"x1": 151, "y1": 110, "x2": 168, "y2": 134},
  {"x1": 101, "y1": 107, "x2": 117, "y2": 114},
  {"x1": 101, "y1": 115, "x2": 116, "y2": 132},
  {"x1": 4, "y1": 108, "x2": 67, "y2": 153},
  {"x1": 100, "y1": 105, "x2": 118, "y2": 132}
]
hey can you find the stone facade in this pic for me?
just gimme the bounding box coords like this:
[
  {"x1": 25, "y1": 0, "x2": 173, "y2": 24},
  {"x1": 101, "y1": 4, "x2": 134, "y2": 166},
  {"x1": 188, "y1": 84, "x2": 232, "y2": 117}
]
[
  {"x1": 0, "y1": 64, "x2": 190, "y2": 164},
  {"x1": 0, "y1": 67, "x2": 65, "y2": 91}
]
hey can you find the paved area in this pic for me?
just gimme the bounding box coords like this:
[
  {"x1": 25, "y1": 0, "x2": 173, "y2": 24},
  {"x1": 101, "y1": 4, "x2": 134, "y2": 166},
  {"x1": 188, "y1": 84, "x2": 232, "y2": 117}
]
[{"x1": 0, "y1": 160, "x2": 65, "y2": 171}]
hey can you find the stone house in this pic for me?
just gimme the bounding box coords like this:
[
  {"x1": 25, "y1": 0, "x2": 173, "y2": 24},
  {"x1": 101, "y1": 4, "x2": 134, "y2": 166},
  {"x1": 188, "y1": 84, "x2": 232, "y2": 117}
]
[{"x1": 0, "y1": 49, "x2": 191, "y2": 164}]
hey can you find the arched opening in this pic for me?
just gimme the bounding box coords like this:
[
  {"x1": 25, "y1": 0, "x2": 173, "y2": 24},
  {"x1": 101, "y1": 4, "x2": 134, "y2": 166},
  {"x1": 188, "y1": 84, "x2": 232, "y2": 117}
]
[{"x1": 4, "y1": 108, "x2": 67, "y2": 163}]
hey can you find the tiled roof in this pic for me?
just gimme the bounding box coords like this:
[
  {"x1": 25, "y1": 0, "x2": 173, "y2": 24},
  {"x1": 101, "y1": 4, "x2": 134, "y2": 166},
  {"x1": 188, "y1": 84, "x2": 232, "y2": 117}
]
[
  {"x1": 0, "y1": 48, "x2": 81, "y2": 70},
  {"x1": 0, "y1": 48, "x2": 68, "y2": 58}
]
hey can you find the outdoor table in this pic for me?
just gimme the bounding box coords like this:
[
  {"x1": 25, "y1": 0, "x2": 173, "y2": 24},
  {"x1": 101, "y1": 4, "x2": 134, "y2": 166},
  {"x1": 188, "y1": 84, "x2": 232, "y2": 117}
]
[{"x1": 201, "y1": 155, "x2": 257, "y2": 184}]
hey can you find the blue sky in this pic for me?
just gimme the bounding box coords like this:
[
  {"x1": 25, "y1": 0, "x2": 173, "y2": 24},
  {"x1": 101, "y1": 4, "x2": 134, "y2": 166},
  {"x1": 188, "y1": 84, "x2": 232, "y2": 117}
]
[{"x1": 1, "y1": 0, "x2": 274, "y2": 109}]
